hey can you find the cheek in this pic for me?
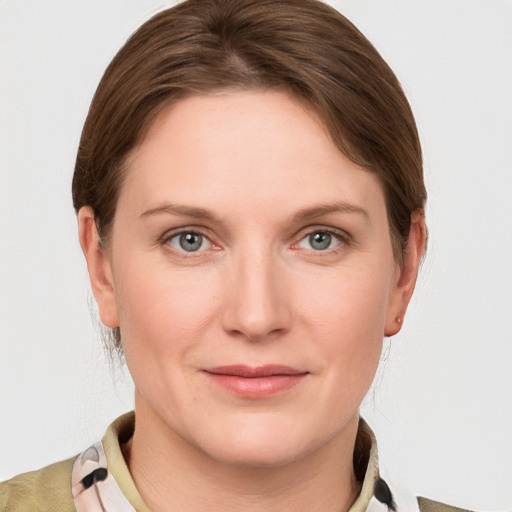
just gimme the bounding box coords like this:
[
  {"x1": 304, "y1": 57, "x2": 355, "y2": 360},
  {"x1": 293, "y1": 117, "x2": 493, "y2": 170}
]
[
  {"x1": 298, "y1": 263, "x2": 391, "y2": 375},
  {"x1": 301, "y1": 261, "x2": 392, "y2": 334},
  {"x1": 113, "y1": 257, "x2": 220, "y2": 355}
]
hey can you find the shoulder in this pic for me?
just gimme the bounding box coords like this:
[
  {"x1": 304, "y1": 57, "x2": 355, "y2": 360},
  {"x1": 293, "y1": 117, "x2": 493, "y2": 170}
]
[
  {"x1": 0, "y1": 456, "x2": 76, "y2": 512},
  {"x1": 417, "y1": 496, "x2": 476, "y2": 512}
]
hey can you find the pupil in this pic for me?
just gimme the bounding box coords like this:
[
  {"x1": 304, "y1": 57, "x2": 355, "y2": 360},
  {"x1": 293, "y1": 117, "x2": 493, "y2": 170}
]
[
  {"x1": 179, "y1": 233, "x2": 202, "y2": 252},
  {"x1": 310, "y1": 232, "x2": 331, "y2": 250}
]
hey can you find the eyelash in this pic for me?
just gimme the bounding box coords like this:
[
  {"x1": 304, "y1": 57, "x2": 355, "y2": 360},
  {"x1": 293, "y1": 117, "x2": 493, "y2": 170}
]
[
  {"x1": 292, "y1": 227, "x2": 351, "y2": 253},
  {"x1": 160, "y1": 226, "x2": 352, "y2": 256},
  {"x1": 161, "y1": 228, "x2": 217, "y2": 256}
]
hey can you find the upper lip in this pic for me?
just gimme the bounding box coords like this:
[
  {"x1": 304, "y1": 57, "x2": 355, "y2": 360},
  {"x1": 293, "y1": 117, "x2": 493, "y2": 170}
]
[{"x1": 203, "y1": 365, "x2": 307, "y2": 378}]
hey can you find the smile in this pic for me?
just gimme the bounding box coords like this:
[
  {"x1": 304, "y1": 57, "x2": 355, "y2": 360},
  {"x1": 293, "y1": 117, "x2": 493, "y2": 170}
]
[{"x1": 202, "y1": 365, "x2": 309, "y2": 398}]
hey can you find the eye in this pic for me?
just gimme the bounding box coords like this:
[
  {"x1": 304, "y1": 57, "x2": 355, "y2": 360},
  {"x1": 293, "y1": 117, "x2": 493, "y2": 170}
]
[
  {"x1": 167, "y1": 231, "x2": 212, "y2": 253},
  {"x1": 296, "y1": 230, "x2": 343, "y2": 251}
]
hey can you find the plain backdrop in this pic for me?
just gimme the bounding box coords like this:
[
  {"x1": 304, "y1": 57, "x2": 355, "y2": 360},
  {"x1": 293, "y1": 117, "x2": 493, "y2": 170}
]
[{"x1": 0, "y1": 1, "x2": 511, "y2": 510}]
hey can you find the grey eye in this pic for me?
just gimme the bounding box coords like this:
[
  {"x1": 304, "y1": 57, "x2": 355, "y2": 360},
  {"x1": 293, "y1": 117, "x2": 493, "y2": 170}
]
[
  {"x1": 180, "y1": 233, "x2": 202, "y2": 251},
  {"x1": 169, "y1": 232, "x2": 210, "y2": 252},
  {"x1": 296, "y1": 230, "x2": 342, "y2": 251},
  {"x1": 308, "y1": 232, "x2": 332, "y2": 250}
]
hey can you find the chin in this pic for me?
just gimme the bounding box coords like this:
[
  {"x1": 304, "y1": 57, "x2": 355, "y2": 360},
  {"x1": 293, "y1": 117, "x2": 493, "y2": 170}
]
[
  {"x1": 208, "y1": 439, "x2": 307, "y2": 469},
  {"x1": 192, "y1": 414, "x2": 322, "y2": 469}
]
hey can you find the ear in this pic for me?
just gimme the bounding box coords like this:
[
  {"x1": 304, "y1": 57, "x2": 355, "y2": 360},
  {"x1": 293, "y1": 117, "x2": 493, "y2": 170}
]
[
  {"x1": 78, "y1": 207, "x2": 119, "y2": 329},
  {"x1": 384, "y1": 210, "x2": 426, "y2": 336}
]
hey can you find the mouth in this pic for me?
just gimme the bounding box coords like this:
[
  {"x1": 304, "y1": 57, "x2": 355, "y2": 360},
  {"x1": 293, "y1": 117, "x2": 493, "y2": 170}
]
[{"x1": 202, "y1": 365, "x2": 308, "y2": 398}]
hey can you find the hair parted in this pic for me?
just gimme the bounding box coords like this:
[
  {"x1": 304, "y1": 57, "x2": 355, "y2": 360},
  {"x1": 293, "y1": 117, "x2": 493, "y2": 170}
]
[{"x1": 72, "y1": 0, "x2": 426, "y2": 349}]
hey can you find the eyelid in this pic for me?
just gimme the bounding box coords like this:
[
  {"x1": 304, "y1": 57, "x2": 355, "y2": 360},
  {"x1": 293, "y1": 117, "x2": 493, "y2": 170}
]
[
  {"x1": 157, "y1": 224, "x2": 351, "y2": 254},
  {"x1": 159, "y1": 226, "x2": 220, "y2": 253},
  {"x1": 169, "y1": 232, "x2": 212, "y2": 252},
  {"x1": 291, "y1": 225, "x2": 352, "y2": 250}
]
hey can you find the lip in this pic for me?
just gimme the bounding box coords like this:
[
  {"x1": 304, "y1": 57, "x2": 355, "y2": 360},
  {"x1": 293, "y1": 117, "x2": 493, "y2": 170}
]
[{"x1": 203, "y1": 365, "x2": 308, "y2": 398}]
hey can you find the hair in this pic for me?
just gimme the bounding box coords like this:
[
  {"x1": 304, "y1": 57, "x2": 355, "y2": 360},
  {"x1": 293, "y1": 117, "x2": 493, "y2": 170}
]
[{"x1": 72, "y1": 0, "x2": 426, "y2": 349}]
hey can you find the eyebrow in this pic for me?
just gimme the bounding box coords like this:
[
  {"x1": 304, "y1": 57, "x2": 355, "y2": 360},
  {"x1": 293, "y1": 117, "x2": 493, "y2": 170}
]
[
  {"x1": 140, "y1": 203, "x2": 218, "y2": 222},
  {"x1": 292, "y1": 201, "x2": 369, "y2": 222},
  {"x1": 140, "y1": 200, "x2": 368, "y2": 224}
]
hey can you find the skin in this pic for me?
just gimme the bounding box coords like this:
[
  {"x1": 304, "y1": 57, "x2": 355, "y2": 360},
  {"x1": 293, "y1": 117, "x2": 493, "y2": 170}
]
[{"x1": 79, "y1": 90, "x2": 425, "y2": 511}]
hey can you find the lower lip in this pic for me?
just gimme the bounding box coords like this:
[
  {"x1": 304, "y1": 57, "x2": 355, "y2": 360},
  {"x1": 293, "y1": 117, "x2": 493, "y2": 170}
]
[{"x1": 205, "y1": 373, "x2": 307, "y2": 398}]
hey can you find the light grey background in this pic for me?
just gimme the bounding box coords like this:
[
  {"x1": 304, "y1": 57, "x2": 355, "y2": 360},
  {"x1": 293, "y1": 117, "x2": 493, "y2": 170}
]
[{"x1": 1, "y1": 1, "x2": 511, "y2": 509}]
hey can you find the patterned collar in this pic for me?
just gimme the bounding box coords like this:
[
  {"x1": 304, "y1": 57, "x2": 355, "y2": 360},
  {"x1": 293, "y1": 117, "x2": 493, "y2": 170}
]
[{"x1": 71, "y1": 412, "x2": 419, "y2": 512}]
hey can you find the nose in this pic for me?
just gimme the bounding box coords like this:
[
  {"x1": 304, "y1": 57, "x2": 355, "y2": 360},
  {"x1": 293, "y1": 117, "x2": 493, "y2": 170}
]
[{"x1": 221, "y1": 250, "x2": 291, "y2": 342}]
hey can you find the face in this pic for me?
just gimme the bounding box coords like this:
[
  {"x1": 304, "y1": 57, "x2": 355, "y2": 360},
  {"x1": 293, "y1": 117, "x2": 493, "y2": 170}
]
[{"x1": 84, "y1": 90, "x2": 415, "y2": 468}]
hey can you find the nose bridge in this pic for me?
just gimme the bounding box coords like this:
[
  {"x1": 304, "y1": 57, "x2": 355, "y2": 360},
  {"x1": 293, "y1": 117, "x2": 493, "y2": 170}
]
[{"x1": 222, "y1": 243, "x2": 290, "y2": 341}]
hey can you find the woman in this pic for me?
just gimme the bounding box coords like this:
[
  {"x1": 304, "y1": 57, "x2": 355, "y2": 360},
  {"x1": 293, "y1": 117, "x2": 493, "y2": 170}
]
[{"x1": 0, "y1": 1, "x2": 508, "y2": 511}]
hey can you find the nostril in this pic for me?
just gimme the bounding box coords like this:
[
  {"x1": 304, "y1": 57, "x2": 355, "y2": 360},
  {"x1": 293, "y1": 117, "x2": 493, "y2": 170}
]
[{"x1": 223, "y1": 303, "x2": 291, "y2": 342}]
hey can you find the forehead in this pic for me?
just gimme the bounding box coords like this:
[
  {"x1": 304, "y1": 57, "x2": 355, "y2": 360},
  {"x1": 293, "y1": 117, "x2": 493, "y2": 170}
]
[{"x1": 121, "y1": 90, "x2": 386, "y2": 220}]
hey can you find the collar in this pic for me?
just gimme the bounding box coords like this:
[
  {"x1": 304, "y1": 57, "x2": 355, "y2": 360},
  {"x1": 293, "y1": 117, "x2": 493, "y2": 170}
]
[{"x1": 71, "y1": 412, "x2": 419, "y2": 512}]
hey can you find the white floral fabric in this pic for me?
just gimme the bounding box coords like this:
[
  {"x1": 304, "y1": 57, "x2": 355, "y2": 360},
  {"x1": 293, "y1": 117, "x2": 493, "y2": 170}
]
[{"x1": 72, "y1": 442, "x2": 135, "y2": 512}]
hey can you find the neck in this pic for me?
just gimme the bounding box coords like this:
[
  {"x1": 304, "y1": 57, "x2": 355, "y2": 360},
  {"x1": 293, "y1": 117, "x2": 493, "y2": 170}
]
[{"x1": 125, "y1": 393, "x2": 362, "y2": 512}]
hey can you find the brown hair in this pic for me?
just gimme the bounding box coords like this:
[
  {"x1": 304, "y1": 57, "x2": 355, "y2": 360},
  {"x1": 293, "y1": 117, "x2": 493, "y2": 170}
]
[{"x1": 72, "y1": 0, "x2": 426, "y2": 348}]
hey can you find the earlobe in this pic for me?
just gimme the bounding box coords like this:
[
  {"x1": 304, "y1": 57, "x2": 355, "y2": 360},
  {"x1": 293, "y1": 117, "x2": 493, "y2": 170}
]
[
  {"x1": 77, "y1": 207, "x2": 119, "y2": 329},
  {"x1": 384, "y1": 210, "x2": 426, "y2": 337}
]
